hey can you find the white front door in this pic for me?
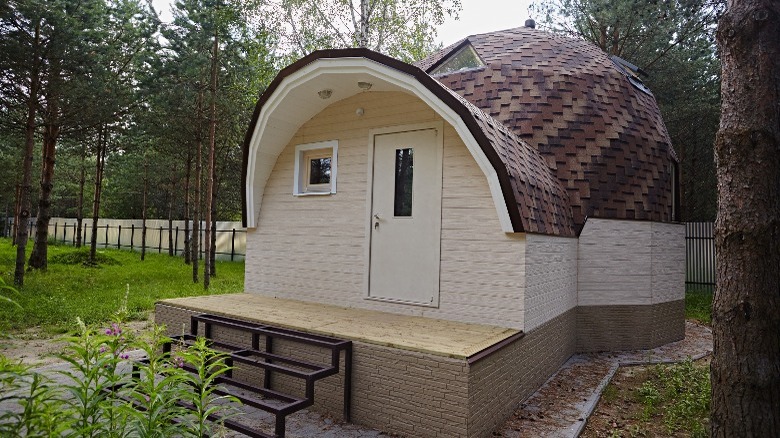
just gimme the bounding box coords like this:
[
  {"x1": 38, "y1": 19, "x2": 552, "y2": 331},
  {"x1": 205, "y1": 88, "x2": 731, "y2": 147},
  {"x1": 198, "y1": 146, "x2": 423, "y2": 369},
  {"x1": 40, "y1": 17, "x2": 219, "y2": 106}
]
[{"x1": 368, "y1": 127, "x2": 442, "y2": 305}]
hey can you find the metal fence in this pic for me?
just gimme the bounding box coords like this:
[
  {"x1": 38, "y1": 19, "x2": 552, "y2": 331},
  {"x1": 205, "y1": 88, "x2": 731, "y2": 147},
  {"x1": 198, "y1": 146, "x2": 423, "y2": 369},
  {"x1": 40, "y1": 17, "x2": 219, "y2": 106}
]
[
  {"x1": 685, "y1": 222, "x2": 715, "y2": 292},
  {"x1": 4, "y1": 217, "x2": 246, "y2": 261}
]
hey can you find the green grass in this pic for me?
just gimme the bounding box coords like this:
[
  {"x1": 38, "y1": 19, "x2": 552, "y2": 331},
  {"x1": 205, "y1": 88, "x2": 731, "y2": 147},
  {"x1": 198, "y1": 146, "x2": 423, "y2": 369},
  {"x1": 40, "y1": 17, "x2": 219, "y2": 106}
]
[
  {"x1": 638, "y1": 359, "x2": 711, "y2": 437},
  {"x1": 0, "y1": 238, "x2": 244, "y2": 333},
  {"x1": 685, "y1": 287, "x2": 713, "y2": 325}
]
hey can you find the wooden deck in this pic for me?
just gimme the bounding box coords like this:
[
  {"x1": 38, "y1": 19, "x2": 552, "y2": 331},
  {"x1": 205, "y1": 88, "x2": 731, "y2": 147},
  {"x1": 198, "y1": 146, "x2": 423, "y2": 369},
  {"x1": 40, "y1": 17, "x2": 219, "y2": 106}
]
[{"x1": 158, "y1": 293, "x2": 520, "y2": 360}]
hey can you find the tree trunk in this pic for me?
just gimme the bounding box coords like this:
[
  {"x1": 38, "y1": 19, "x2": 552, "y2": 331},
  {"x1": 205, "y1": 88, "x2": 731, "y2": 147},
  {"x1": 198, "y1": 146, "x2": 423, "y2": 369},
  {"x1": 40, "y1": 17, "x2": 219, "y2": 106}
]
[
  {"x1": 29, "y1": 81, "x2": 61, "y2": 270},
  {"x1": 89, "y1": 125, "x2": 107, "y2": 265},
  {"x1": 711, "y1": 1, "x2": 780, "y2": 436},
  {"x1": 184, "y1": 151, "x2": 191, "y2": 264},
  {"x1": 359, "y1": 0, "x2": 369, "y2": 47},
  {"x1": 14, "y1": 21, "x2": 41, "y2": 286},
  {"x1": 210, "y1": 179, "x2": 217, "y2": 277},
  {"x1": 204, "y1": 32, "x2": 218, "y2": 291},
  {"x1": 192, "y1": 85, "x2": 203, "y2": 283},
  {"x1": 141, "y1": 157, "x2": 148, "y2": 261},
  {"x1": 76, "y1": 144, "x2": 86, "y2": 248},
  {"x1": 12, "y1": 184, "x2": 21, "y2": 246},
  {"x1": 168, "y1": 165, "x2": 176, "y2": 257}
]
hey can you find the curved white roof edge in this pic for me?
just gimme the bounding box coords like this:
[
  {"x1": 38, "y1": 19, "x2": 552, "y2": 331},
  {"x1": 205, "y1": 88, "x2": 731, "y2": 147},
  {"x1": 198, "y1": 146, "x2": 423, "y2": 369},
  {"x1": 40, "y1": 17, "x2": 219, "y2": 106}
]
[{"x1": 245, "y1": 57, "x2": 513, "y2": 232}]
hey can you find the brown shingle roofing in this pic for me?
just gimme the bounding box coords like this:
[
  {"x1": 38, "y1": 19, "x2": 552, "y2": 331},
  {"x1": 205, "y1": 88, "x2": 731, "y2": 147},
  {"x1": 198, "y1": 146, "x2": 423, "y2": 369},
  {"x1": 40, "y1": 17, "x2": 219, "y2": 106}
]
[
  {"x1": 445, "y1": 89, "x2": 575, "y2": 235},
  {"x1": 242, "y1": 48, "x2": 575, "y2": 235},
  {"x1": 418, "y1": 27, "x2": 678, "y2": 231}
]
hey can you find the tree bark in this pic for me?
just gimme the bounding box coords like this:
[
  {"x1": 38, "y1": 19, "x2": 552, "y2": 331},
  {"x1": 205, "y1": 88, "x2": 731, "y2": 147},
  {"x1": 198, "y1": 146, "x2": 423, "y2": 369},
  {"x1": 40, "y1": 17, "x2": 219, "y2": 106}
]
[
  {"x1": 204, "y1": 32, "x2": 218, "y2": 290},
  {"x1": 89, "y1": 125, "x2": 107, "y2": 265},
  {"x1": 184, "y1": 151, "x2": 191, "y2": 264},
  {"x1": 209, "y1": 173, "x2": 217, "y2": 277},
  {"x1": 76, "y1": 144, "x2": 86, "y2": 248},
  {"x1": 711, "y1": 1, "x2": 780, "y2": 436},
  {"x1": 141, "y1": 157, "x2": 148, "y2": 261},
  {"x1": 168, "y1": 164, "x2": 176, "y2": 257},
  {"x1": 14, "y1": 21, "x2": 41, "y2": 286},
  {"x1": 12, "y1": 184, "x2": 21, "y2": 246},
  {"x1": 192, "y1": 85, "x2": 203, "y2": 283},
  {"x1": 29, "y1": 78, "x2": 61, "y2": 270}
]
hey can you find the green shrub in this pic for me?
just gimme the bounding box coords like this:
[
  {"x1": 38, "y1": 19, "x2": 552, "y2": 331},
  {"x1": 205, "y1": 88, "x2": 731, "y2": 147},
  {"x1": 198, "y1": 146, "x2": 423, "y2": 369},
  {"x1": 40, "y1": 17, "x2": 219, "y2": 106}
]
[{"x1": 0, "y1": 320, "x2": 240, "y2": 437}]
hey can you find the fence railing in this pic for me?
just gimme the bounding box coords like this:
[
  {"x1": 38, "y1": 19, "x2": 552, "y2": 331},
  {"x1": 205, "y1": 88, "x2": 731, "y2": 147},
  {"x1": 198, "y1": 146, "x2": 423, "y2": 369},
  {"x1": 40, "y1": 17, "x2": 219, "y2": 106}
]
[
  {"x1": 685, "y1": 222, "x2": 715, "y2": 293},
  {"x1": 3, "y1": 217, "x2": 246, "y2": 261}
]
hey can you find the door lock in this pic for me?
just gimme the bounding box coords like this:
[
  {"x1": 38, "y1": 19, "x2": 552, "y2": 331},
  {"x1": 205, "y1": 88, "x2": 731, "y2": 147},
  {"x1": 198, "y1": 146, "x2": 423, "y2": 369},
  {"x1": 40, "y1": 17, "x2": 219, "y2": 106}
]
[{"x1": 373, "y1": 214, "x2": 380, "y2": 230}]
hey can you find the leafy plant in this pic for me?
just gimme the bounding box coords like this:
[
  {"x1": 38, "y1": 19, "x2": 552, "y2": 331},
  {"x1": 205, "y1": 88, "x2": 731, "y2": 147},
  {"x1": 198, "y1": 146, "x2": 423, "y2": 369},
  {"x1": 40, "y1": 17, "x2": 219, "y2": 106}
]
[
  {"x1": 0, "y1": 276, "x2": 21, "y2": 309},
  {"x1": 123, "y1": 325, "x2": 190, "y2": 438},
  {"x1": 177, "y1": 337, "x2": 241, "y2": 437},
  {"x1": 636, "y1": 359, "x2": 710, "y2": 437},
  {"x1": 0, "y1": 356, "x2": 69, "y2": 437},
  {"x1": 0, "y1": 319, "x2": 240, "y2": 437}
]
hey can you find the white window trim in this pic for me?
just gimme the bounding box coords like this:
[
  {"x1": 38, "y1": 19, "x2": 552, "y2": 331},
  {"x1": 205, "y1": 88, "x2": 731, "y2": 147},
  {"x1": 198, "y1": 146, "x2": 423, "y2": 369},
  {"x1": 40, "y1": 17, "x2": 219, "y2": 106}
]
[{"x1": 293, "y1": 140, "x2": 338, "y2": 196}]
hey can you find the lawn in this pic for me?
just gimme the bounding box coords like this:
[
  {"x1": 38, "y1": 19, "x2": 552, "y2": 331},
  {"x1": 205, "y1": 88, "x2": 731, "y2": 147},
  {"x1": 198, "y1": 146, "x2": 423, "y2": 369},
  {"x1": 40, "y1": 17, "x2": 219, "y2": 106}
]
[
  {"x1": 685, "y1": 287, "x2": 713, "y2": 325},
  {"x1": 0, "y1": 238, "x2": 244, "y2": 333}
]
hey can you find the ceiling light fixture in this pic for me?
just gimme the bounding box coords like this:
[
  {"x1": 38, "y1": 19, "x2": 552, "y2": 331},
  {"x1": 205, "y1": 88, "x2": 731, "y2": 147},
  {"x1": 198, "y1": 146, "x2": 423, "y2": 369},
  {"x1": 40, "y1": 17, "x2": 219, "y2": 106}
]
[
  {"x1": 357, "y1": 81, "x2": 373, "y2": 91},
  {"x1": 318, "y1": 89, "x2": 333, "y2": 99}
]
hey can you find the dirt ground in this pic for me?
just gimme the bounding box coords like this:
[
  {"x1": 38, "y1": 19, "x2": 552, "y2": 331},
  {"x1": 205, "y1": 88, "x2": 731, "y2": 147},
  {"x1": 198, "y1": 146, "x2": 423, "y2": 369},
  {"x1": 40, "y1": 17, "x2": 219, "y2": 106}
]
[
  {"x1": 581, "y1": 358, "x2": 710, "y2": 438},
  {"x1": 0, "y1": 314, "x2": 155, "y2": 367}
]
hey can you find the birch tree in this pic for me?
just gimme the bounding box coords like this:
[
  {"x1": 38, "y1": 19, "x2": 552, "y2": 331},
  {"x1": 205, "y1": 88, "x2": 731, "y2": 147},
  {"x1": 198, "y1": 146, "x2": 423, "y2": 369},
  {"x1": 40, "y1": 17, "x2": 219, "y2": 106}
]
[{"x1": 279, "y1": 0, "x2": 461, "y2": 61}]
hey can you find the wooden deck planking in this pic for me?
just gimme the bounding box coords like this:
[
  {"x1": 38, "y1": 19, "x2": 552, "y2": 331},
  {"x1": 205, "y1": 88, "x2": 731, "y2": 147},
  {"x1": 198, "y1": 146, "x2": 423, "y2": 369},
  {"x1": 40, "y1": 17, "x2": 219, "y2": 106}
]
[{"x1": 158, "y1": 293, "x2": 519, "y2": 360}]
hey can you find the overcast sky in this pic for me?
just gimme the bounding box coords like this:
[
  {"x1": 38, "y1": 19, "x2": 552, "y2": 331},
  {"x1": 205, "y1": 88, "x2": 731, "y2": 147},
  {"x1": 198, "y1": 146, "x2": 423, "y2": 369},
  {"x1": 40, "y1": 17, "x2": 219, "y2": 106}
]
[{"x1": 151, "y1": 0, "x2": 536, "y2": 46}]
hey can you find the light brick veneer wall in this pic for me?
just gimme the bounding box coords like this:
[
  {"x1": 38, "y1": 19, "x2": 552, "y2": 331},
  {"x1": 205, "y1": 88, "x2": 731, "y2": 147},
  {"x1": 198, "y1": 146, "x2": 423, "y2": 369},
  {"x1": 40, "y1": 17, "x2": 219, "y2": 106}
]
[
  {"x1": 467, "y1": 308, "x2": 576, "y2": 437},
  {"x1": 576, "y1": 218, "x2": 685, "y2": 351},
  {"x1": 524, "y1": 234, "x2": 578, "y2": 331},
  {"x1": 245, "y1": 91, "x2": 527, "y2": 329}
]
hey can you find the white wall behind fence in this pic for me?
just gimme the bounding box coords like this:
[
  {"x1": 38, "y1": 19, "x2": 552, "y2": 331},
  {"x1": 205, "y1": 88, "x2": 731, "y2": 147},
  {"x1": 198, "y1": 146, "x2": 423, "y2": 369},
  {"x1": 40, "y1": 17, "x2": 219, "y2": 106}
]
[{"x1": 39, "y1": 217, "x2": 246, "y2": 261}]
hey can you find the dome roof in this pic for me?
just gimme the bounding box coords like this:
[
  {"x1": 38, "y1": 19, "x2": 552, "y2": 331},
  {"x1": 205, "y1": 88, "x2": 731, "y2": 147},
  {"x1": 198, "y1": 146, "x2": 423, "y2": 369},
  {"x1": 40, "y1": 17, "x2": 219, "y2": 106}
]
[{"x1": 417, "y1": 27, "x2": 679, "y2": 230}]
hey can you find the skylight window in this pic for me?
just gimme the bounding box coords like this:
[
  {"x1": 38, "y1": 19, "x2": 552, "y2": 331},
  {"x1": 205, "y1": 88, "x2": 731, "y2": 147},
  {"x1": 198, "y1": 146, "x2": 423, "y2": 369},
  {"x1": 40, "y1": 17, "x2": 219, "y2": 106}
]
[
  {"x1": 431, "y1": 44, "x2": 485, "y2": 76},
  {"x1": 610, "y1": 55, "x2": 653, "y2": 96}
]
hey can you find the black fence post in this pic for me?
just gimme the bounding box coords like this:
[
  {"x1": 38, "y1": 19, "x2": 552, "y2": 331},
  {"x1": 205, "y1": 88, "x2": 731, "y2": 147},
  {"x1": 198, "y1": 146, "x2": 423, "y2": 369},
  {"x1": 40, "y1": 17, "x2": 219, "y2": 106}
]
[
  {"x1": 117, "y1": 225, "x2": 122, "y2": 249},
  {"x1": 54, "y1": 222, "x2": 58, "y2": 243},
  {"x1": 231, "y1": 228, "x2": 236, "y2": 261},
  {"x1": 72, "y1": 223, "x2": 76, "y2": 245},
  {"x1": 131, "y1": 224, "x2": 135, "y2": 251},
  {"x1": 175, "y1": 226, "x2": 179, "y2": 256},
  {"x1": 104, "y1": 224, "x2": 108, "y2": 248},
  {"x1": 158, "y1": 227, "x2": 163, "y2": 253},
  {"x1": 62, "y1": 222, "x2": 67, "y2": 243}
]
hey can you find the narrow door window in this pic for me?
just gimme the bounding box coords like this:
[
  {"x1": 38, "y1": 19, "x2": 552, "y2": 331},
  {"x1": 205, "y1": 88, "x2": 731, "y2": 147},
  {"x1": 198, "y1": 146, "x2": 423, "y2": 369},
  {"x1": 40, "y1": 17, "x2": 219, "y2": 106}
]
[{"x1": 394, "y1": 148, "x2": 414, "y2": 216}]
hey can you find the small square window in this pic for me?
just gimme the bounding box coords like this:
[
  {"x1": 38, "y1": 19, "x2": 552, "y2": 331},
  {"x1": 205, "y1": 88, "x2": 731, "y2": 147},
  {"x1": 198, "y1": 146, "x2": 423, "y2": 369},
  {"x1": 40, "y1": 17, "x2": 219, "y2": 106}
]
[{"x1": 294, "y1": 140, "x2": 338, "y2": 195}]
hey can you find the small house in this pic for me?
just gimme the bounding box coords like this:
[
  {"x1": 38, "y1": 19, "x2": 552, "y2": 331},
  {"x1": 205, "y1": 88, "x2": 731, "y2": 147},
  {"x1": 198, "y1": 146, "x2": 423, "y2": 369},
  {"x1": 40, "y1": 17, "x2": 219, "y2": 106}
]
[{"x1": 158, "y1": 25, "x2": 684, "y2": 438}]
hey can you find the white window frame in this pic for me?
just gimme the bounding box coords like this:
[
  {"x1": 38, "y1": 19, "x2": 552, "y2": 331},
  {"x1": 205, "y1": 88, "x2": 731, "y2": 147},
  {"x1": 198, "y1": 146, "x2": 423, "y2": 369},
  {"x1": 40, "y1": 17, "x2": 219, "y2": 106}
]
[{"x1": 293, "y1": 140, "x2": 338, "y2": 196}]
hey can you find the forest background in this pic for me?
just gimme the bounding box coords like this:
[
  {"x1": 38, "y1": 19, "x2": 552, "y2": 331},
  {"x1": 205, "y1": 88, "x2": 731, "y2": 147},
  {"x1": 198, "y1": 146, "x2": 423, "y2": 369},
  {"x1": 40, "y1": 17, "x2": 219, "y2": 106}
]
[{"x1": 0, "y1": 0, "x2": 722, "y2": 282}]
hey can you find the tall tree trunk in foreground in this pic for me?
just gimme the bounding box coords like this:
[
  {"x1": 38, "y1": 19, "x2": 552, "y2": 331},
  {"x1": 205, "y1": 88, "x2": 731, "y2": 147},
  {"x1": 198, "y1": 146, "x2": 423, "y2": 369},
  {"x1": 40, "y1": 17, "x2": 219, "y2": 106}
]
[
  {"x1": 14, "y1": 21, "x2": 41, "y2": 286},
  {"x1": 29, "y1": 78, "x2": 62, "y2": 270},
  {"x1": 89, "y1": 125, "x2": 108, "y2": 265},
  {"x1": 204, "y1": 32, "x2": 218, "y2": 290},
  {"x1": 711, "y1": 1, "x2": 780, "y2": 436}
]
